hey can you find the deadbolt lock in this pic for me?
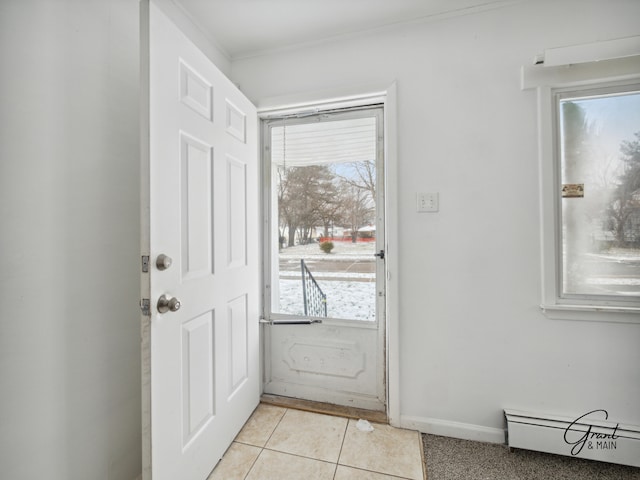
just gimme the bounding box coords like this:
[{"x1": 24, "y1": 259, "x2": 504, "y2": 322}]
[{"x1": 156, "y1": 254, "x2": 173, "y2": 271}]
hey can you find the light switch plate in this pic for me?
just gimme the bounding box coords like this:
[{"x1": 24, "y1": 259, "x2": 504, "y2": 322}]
[{"x1": 417, "y1": 192, "x2": 439, "y2": 212}]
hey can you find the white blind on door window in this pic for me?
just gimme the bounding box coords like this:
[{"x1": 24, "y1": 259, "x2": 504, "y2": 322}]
[{"x1": 271, "y1": 117, "x2": 376, "y2": 166}]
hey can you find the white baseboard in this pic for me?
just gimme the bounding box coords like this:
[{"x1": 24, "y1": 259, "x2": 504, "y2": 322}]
[{"x1": 400, "y1": 415, "x2": 506, "y2": 444}]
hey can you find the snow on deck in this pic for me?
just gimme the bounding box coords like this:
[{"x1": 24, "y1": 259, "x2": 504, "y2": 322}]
[{"x1": 276, "y1": 241, "x2": 378, "y2": 320}]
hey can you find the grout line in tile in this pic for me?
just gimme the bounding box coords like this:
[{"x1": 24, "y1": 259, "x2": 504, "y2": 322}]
[
  {"x1": 240, "y1": 407, "x2": 289, "y2": 479},
  {"x1": 339, "y1": 465, "x2": 412, "y2": 479},
  {"x1": 264, "y1": 406, "x2": 289, "y2": 448},
  {"x1": 341, "y1": 465, "x2": 411, "y2": 480},
  {"x1": 335, "y1": 463, "x2": 414, "y2": 480},
  {"x1": 234, "y1": 439, "x2": 258, "y2": 447},
  {"x1": 335, "y1": 417, "x2": 350, "y2": 476},
  {"x1": 241, "y1": 443, "x2": 262, "y2": 480},
  {"x1": 261, "y1": 445, "x2": 338, "y2": 466}
]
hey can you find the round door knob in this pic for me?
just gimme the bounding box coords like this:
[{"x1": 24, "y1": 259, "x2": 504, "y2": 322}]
[
  {"x1": 157, "y1": 294, "x2": 181, "y2": 313},
  {"x1": 156, "y1": 254, "x2": 173, "y2": 271}
]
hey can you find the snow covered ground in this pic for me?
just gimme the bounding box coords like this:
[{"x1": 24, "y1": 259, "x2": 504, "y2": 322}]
[
  {"x1": 278, "y1": 279, "x2": 376, "y2": 320},
  {"x1": 276, "y1": 241, "x2": 377, "y2": 320}
]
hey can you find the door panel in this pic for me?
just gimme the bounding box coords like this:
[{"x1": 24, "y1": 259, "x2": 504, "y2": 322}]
[
  {"x1": 225, "y1": 100, "x2": 247, "y2": 142},
  {"x1": 227, "y1": 156, "x2": 247, "y2": 267},
  {"x1": 267, "y1": 323, "x2": 382, "y2": 410},
  {"x1": 141, "y1": 2, "x2": 259, "y2": 479},
  {"x1": 179, "y1": 60, "x2": 213, "y2": 120},
  {"x1": 180, "y1": 133, "x2": 214, "y2": 280},
  {"x1": 228, "y1": 294, "x2": 249, "y2": 393},
  {"x1": 181, "y1": 311, "x2": 215, "y2": 445}
]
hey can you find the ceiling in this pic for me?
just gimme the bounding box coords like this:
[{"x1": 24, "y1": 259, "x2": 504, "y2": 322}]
[{"x1": 174, "y1": 0, "x2": 519, "y2": 59}]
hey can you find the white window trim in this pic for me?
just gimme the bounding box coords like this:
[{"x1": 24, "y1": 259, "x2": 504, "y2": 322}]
[{"x1": 523, "y1": 43, "x2": 640, "y2": 323}]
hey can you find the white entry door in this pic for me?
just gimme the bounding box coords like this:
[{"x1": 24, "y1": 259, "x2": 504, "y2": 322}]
[{"x1": 140, "y1": 2, "x2": 259, "y2": 479}]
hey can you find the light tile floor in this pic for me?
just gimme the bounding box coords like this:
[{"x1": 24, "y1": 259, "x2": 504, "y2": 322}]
[{"x1": 209, "y1": 404, "x2": 426, "y2": 480}]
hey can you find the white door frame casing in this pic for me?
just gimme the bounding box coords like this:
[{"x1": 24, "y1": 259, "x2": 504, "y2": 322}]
[{"x1": 256, "y1": 83, "x2": 400, "y2": 425}]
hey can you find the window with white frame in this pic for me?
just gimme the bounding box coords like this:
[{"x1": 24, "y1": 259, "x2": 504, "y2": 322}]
[
  {"x1": 525, "y1": 38, "x2": 640, "y2": 321},
  {"x1": 555, "y1": 84, "x2": 640, "y2": 302},
  {"x1": 537, "y1": 78, "x2": 640, "y2": 321}
]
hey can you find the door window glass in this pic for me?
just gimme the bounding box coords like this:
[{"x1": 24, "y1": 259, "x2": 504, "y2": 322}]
[{"x1": 265, "y1": 110, "x2": 383, "y2": 321}]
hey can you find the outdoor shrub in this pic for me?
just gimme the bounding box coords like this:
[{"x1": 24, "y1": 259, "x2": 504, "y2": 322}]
[{"x1": 320, "y1": 241, "x2": 334, "y2": 254}]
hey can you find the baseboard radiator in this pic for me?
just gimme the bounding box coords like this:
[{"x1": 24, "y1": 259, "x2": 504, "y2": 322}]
[{"x1": 505, "y1": 409, "x2": 640, "y2": 467}]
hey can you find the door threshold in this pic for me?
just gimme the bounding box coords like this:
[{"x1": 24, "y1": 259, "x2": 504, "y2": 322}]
[{"x1": 260, "y1": 394, "x2": 388, "y2": 424}]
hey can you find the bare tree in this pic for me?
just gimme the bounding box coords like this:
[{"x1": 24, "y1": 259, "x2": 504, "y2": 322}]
[
  {"x1": 277, "y1": 160, "x2": 378, "y2": 246},
  {"x1": 278, "y1": 165, "x2": 338, "y2": 246},
  {"x1": 607, "y1": 131, "x2": 640, "y2": 246},
  {"x1": 338, "y1": 182, "x2": 375, "y2": 242},
  {"x1": 338, "y1": 160, "x2": 376, "y2": 201}
]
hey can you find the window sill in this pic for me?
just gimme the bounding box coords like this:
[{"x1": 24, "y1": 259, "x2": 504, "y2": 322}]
[{"x1": 540, "y1": 304, "x2": 640, "y2": 324}]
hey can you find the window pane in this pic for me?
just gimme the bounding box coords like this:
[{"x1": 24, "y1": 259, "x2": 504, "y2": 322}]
[
  {"x1": 558, "y1": 88, "x2": 640, "y2": 298},
  {"x1": 270, "y1": 116, "x2": 379, "y2": 321}
]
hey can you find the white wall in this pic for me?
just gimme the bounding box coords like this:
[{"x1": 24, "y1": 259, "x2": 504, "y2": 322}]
[
  {"x1": 0, "y1": 1, "x2": 141, "y2": 478},
  {"x1": 0, "y1": 1, "x2": 232, "y2": 478},
  {"x1": 232, "y1": 0, "x2": 640, "y2": 440}
]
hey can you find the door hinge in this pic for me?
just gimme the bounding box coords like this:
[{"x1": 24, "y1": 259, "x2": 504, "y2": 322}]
[
  {"x1": 141, "y1": 255, "x2": 150, "y2": 273},
  {"x1": 140, "y1": 298, "x2": 151, "y2": 316}
]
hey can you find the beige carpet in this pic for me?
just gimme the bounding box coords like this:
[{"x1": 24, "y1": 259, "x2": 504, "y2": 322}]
[{"x1": 422, "y1": 434, "x2": 640, "y2": 480}]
